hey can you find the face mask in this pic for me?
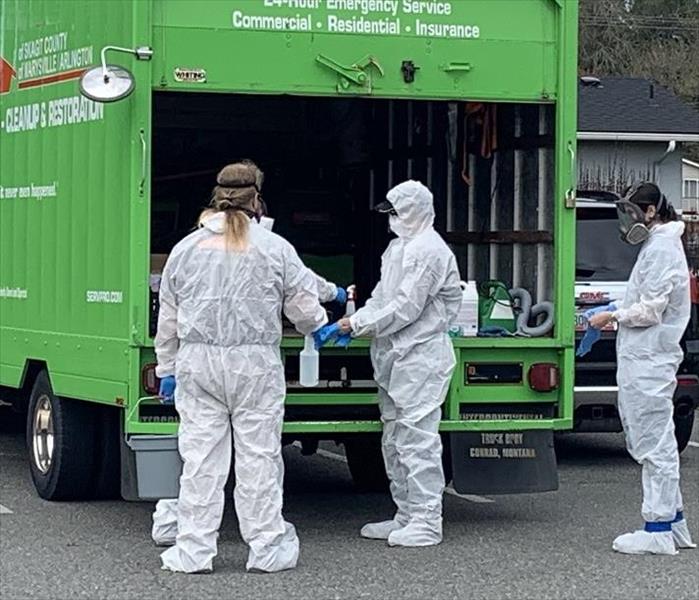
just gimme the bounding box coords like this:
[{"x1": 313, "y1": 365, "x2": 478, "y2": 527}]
[
  {"x1": 616, "y1": 182, "x2": 670, "y2": 245},
  {"x1": 616, "y1": 200, "x2": 651, "y2": 245},
  {"x1": 389, "y1": 214, "x2": 412, "y2": 238},
  {"x1": 259, "y1": 216, "x2": 274, "y2": 231}
]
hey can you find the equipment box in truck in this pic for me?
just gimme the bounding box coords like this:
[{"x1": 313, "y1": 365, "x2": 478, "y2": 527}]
[{"x1": 0, "y1": 0, "x2": 579, "y2": 500}]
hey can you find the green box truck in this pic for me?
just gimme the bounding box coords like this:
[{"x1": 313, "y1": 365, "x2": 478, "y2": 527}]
[{"x1": 0, "y1": 0, "x2": 578, "y2": 501}]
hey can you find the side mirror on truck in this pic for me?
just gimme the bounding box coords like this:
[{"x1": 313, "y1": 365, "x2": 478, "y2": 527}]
[
  {"x1": 79, "y1": 45, "x2": 152, "y2": 103},
  {"x1": 80, "y1": 64, "x2": 135, "y2": 103}
]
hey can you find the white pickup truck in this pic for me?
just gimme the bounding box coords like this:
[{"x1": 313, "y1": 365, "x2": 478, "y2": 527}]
[{"x1": 574, "y1": 192, "x2": 699, "y2": 452}]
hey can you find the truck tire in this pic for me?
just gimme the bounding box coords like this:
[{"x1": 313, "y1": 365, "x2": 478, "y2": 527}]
[
  {"x1": 345, "y1": 434, "x2": 453, "y2": 491},
  {"x1": 92, "y1": 405, "x2": 122, "y2": 499},
  {"x1": 26, "y1": 371, "x2": 97, "y2": 500},
  {"x1": 674, "y1": 405, "x2": 695, "y2": 454},
  {"x1": 344, "y1": 434, "x2": 389, "y2": 492}
]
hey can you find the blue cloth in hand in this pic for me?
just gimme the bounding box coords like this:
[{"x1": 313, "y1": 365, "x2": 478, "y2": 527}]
[
  {"x1": 334, "y1": 287, "x2": 348, "y2": 305},
  {"x1": 576, "y1": 303, "x2": 617, "y2": 358},
  {"x1": 576, "y1": 327, "x2": 600, "y2": 358},
  {"x1": 314, "y1": 323, "x2": 341, "y2": 349},
  {"x1": 159, "y1": 375, "x2": 176, "y2": 405}
]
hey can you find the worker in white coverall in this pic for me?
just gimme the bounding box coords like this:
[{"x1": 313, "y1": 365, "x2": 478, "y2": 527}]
[
  {"x1": 151, "y1": 162, "x2": 329, "y2": 573},
  {"x1": 151, "y1": 160, "x2": 346, "y2": 562},
  {"x1": 589, "y1": 182, "x2": 696, "y2": 556},
  {"x1": 336, "y1": 180, "x2": 462, "y2": 546}
]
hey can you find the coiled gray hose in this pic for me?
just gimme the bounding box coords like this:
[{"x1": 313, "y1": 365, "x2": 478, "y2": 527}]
[{"x1": 509, "y1": 288, "x2": 555, "y2": 337}]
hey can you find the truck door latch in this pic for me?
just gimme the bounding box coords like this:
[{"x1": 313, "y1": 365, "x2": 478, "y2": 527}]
[
  {"x1": 401, "y1": 61, "x2": 419, "y2": 84},
  {"x1": 315, "y1": 54, "x2": 384, "y2": 94}
]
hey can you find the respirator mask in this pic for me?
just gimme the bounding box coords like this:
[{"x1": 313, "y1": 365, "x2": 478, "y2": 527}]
[
  {"x1": 615, "y1": 182, "x2": 666, "y2": 246},
  {"x1": 254, "y1": 194, "x2": 275, "y2": 230}
]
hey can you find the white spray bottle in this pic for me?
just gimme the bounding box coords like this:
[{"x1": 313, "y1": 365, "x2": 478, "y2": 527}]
[
  {"x1": 345, "y1": 284, "x2": 356, "y2": 317},
  {"x1": 299, "y1": 334, "x2": 319, "y2": 387}
]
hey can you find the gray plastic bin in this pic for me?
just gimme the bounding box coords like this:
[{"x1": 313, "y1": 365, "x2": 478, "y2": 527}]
[{"x1": 127, "y1": 435, "x2": 182, "y2": 500}]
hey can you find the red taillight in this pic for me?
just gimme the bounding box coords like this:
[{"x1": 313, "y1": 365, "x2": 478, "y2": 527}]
[
  {"x1": 528, "y1": 363, "x2": 559, "y2": 392},
  {"x1": 142, "y1": 363, "x2": 159, "y2": 395},
  {"x1": 690, "y1": 272, "x2": 699, "y2": 304},
  {"x1": 677, "y1": 375, "x2": 699, "y2": 387}
]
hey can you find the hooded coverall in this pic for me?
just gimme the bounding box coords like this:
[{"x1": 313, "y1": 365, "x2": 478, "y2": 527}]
[{"x1": 350, "y1": 180, "x2": 462, "y2": 546}]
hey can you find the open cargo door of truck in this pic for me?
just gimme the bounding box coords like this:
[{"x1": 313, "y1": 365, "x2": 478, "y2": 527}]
[{"x1": 153, "y1": 0, "x2": 560, "y2": 102}]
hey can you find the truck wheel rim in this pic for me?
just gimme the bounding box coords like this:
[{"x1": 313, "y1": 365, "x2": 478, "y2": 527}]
[{"x1": 32, "y1": 395, "x2": 54, "y2": 474}]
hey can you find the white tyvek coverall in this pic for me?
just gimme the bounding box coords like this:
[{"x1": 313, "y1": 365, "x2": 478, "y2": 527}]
[
  {"x1": 152, "y1": 235, "x2": 337, "y2": 557},
  {"x1": 152, "y1": 213, "x2": 327, "y2": 573},
  {"x1": 611, "y1": 220, "x2": 694, "y2": 555},
  {"x1": 349, "y1": 181, "x2": 462, "y2": 546}
]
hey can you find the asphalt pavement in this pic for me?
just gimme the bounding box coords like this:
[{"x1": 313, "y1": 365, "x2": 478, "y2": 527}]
[{"x1": 1, "y1": 410, "x2": 697, "y2": 600}]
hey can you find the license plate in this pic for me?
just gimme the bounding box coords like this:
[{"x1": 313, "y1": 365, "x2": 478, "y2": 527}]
[{"x1": 575, "y1": 311, "x2": 617, "y2": 332}]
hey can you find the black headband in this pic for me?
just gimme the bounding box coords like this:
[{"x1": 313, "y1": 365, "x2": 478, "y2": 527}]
[{"x1": 217, "y1": 182, "x2": 259, "y2": 192}]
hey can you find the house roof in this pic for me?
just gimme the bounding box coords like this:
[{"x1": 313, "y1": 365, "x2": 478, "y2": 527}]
[{"x1": 578, "y1": 76, "x2": 699, "y2": 142}]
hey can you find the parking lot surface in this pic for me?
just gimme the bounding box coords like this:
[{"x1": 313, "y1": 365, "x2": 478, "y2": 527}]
[{"x1": 1, "y1": 411, "x2": 697, "y2": 600}]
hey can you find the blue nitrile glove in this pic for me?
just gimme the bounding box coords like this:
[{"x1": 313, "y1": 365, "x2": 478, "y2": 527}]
[
  {"x1": 334, "y1": 333, "x2": 352, "y2": 348},
  {"x1": 585, "y1": 302, "x2": 617, "y2": 320},
  {"x1": 313, "y1": 322, "x2": 341, "y2": 349},
  {"x1": 334, "y1": 287, "x2": 347, "y2": 305},
  {"x1": 576, "y1": 303, "x2": 617, "y2": 358},
  {"x1": 576, "y1": 327, "x2": 600, "y2": 358},
  {"x1": 159, "y1": 375, "x2": 176, "y2": 405}
]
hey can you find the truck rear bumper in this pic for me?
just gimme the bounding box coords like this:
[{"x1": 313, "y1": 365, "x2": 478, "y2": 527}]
[
  {"x1": 573, "y1": 375, "x2": 699, "y2": 433},
  {"x1": 574, "y1": 385, "x2": 618, "y2": 408},
  {"x1": 573, "y1": 385, "x2": 623, "y2": 432}
]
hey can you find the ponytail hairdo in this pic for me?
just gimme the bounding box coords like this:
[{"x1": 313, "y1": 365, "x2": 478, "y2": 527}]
[{"x1": 199, "y1": 162, "x2": 261, "y2": 250}]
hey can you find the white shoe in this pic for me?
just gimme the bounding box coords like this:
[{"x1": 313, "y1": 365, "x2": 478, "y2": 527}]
[
  {"x1": 152, "y1": 499, "x2": 178, "y2": 547},
  {"x1": 160, "y1": 545, "x2": 214, "y2": 574},
  {"x1": 612, "y1": 530, "x2": 677, "y2": 556},
  {"x1": 360, "y1": 519, "x2": 405, "y2": 540},
  {"x1": 387, "y1": 520, "x2": 442, "y2": 547},
  {"x1": 245, "y1": 523, "x2": 300, "y2": 573},
  {"x1": 672, "y1": 519, "x2": 697, "y2": 550}
]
